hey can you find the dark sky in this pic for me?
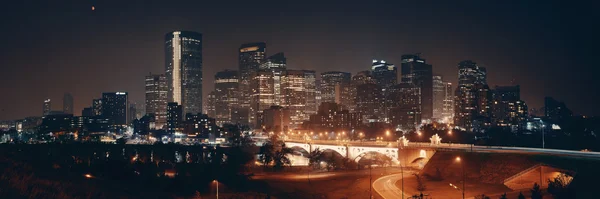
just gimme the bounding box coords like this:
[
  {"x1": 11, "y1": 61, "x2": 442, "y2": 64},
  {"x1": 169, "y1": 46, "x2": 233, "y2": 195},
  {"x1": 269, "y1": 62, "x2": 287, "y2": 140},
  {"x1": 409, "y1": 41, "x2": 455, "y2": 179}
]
[{"x1": 0, "y1": 0, "x2": 597, "y2": 120}]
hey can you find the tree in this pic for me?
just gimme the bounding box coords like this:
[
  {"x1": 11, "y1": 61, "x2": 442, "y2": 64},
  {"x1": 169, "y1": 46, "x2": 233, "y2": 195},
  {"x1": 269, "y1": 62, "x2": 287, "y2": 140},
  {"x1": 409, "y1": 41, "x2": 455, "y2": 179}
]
[
  {"x1": 307, "y1": 148, "x2": 324, "y2": 169},
  {"x1": 517, "y1": 192, "x2": 525, "y2": 199},
  {"x1": 547, "y1": 173, "x2": 574, "y2": 199},
  {"x1": 499, "y1": 193, "x2": 507, "y2": 199},
  {"x1": 530, "y1": 183, "x2": 543, "y2": 199},
  {"x1": 413, "y1": 173, "x2": 427, "y2": 191},
  {"x1": 259, "y1": 134, "x2": 293, "y2": 170}
]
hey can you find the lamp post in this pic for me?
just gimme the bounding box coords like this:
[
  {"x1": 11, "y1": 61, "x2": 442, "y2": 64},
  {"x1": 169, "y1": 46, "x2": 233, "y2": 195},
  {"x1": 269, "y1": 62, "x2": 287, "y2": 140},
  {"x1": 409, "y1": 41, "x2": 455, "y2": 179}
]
[
  {"x1": 401, "y1": 161, "x2": 404, "y2": 199},
  {"x1": 213, "y1": 180, "x2": 219, "y2": 199},
  {"x1": 455, "y1": 157, "x2": 464, "y2": 199},
  {"x1": 369, "y1": 164, "x2": 373, "y2": 199}
]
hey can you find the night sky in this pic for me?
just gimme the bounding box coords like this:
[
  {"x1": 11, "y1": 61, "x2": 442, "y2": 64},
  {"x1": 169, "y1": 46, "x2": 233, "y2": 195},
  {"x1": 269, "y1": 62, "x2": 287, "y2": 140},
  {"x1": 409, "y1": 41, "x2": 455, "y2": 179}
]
[{"x1": 0, "y1": 0, "x2": 597, "y2": 120}]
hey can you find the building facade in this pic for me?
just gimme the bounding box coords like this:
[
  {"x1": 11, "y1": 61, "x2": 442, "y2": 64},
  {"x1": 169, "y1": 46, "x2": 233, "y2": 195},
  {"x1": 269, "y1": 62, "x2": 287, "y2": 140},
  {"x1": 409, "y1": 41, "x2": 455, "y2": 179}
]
[
  {"x1": 214, "y1": 70, "x2": 239, "y2": 126},
  {"x1": 101, "y1": 92, "x2": 128, "y2": 125},
  {"x1": 401, "y1": 54, "x2": 433, "y2": 121},
  {"x1": 454, "y1": 60, "x2": 489, "y2": 132},
  {"x1": 282, "y1": 70, "x2": 317, "y2": 128},
  {"x1": 387, "y1": 83, "x2": 421, "y2": 130},
  {"x1": 238, "y1": 42, "x2": 266, "y2": 125},
  {"x1": 442, "y1": 82, "x2": 454, "y2": 122},
  {"x1": 320, "y1": 71, "x2": 352, "y2": 109},
  {"x1": 145, "y1": 73, "x2": 168, "y2": 129},
  {"x1": 432, "y1": 76, "x2": 444, "y2": 120},
  {"x1": 166, "y1": 102, "x2": 183, "y2": 134},
  {"x1": 43, "y1": 99, "x2": 51, "y2": 116},
  {"x1": 165, "y1": 31, "x2": 203, "y2": 116}
]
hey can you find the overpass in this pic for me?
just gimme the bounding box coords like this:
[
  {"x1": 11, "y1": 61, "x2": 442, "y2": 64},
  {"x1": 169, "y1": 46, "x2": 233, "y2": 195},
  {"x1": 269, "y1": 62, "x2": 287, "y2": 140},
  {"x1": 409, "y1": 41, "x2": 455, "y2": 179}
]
[{"x1": 284, "y1": 136, "x2": 600, "y2": 168}]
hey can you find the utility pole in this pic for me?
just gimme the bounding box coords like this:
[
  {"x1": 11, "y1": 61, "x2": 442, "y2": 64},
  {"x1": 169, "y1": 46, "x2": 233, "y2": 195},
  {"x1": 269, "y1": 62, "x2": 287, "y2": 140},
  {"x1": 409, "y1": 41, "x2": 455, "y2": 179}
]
[
  {"x1": 369, "y1": 164, "x2": 372, "y2": 199},
  {"x1": 401, "y1": 162, "x2": 404, "y2": 199}
]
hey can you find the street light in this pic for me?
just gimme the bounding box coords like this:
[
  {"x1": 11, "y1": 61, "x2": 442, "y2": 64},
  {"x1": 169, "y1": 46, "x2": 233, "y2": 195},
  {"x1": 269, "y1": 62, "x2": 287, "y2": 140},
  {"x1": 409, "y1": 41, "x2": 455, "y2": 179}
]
[
  {"x1": 455, "y1": 157, "x2": 464, "y2": 199},
  {"x1": 213, "y1": 180, "x2": 219, "y2": 199}
]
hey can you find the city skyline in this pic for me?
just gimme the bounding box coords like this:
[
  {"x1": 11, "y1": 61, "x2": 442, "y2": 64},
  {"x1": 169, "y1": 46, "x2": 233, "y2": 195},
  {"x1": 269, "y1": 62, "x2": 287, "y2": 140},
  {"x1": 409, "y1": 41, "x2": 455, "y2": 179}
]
[{"x1": 0, "y1": 1, "x2": 596, "y2": 120}]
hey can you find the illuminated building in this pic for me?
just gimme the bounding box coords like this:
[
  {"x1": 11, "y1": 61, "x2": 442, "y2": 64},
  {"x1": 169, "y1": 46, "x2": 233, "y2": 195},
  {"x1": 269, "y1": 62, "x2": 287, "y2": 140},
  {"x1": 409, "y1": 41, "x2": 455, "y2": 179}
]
[
  {"x1": 442, "y1": 82, "x2": 454, "y2": 121},
  {"x1": 349, "y1": 71, "x2": 375, "y2": 112},
  {"x1": 238, "y1": 42, "x2": 266, "y2": 125},
  {"x1": 101, "y1": 92, "x2": 128, "y2": 125},
  {"x1": 262, "y1": 106, "x2": 291, "y2": 132},
  {"x1": 320, "y1": 71, "x2": 351, "y2": 109},
  {"x1": 454, "y1": 60, "x2": 489, "y2": 132},
  {"x1": 306, "y1": 102, "x2": 359, "y2": 132},
  {"x1": 282, "y1": 70, "x2": 317, "y2": 128},
  {"x1": 387, "y1": 83, "x2": 421, "y2": 129},
  {"x1": 432, "y1": 75, "x2": 444, "y2": 119},
  {"x1": 165, "y1": 31, "x2": 203, "y2": 116},
  {"x1": 167, "y1": 102, "x2": 183, "y2": 134},
  {"x1": 145, "y1": 73, "x2": 168, "y2": 129},
  {"x1": 205, "y1": 91, "x2": 216, "y2": 118},
  {"x1": 260, "y1": 52, "x2": 286, "y2": 105},
  {"x1": 63, "y1": 93, "x2": 73, "y2": 114},
  {"x1": 492, "y1": 85, "x2": 523, "y2": 128},
  {"x1": 250, "y1": 69, "x2": 275, "y2": 127},
  {"x1": 371, "y1": 60, "x2": 397, "y2": 89},
  {"x1": 43, "y1": 99, "x2": 51, "y2": 116},
  {"x1": 184, "y1": 113, "x2": 217, "y2": 138},
  {"x1": 92, "y1": 99, "x2": 102, "y2": 116},
  {"x1": 401, "y1": 54, "x2": 433, "y2": 120},
  {"x1": 355, "y1": 83, "x2": 383, "y2": 123},
  {"x1": 214, "y1": 70, "x2": 239, "y2": 126}
]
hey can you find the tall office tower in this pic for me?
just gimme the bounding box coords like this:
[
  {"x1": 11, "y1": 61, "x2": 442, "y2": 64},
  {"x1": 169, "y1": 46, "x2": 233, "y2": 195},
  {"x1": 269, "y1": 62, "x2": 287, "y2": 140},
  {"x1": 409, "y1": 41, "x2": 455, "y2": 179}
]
[
  {"x1": 442, "y1": 82, "x2": 454, "y2": 121},
  {"x1": 128, "y1": 103, "x2": 137, "y2": 123},
  {"x1": 282, "y1": 70, "x2": 317, "y2": 128},
  {"x1": 165, "y1": 31, "x2": 203, "y2": 116},
  {"x1": 355, "y1": 83, "x2": 383, "y2": 123},
  {"x1": 205, "y1": 91, "x2": 217, "y2": 119},
  {"x1": 145, "y1": 73, "x2": 168, "y2": 129},
  {"x1": 238, "y1": 42, "x2": 267, "y2": 125},
  {"x1": 371, "y1": 60, "x2": 397, "y2": 89},
  {"x1": 250, "y1": 70, "x2": 275, "y2": 127},
  {"x1": 387, "y1": 83, "x2": 421, "y2": 129},
  {"x1": 432, "y1": 75, "x2": 445, "y2": 119},
  {"x1": 349, "y1": 71, "x2": 375, "y2": 112},
  {"x1": 214, "y1": 70, "x2": 239, "y2": 126},
  {"x1": 320, "y1": 71, "x2": 352, "y2": 108},
  {"x1": 401, "y1": 54, "x2": 433, "y2": 121},
  {"x1": 544, "y1": 97, "x2": 572, "y2": 123},
  {"x1": 101, "y1": 92, "x2": 128, "y2": 125},
  {"x1": 92, "y1": 99, "x2": 102, "y2": 116},
  {"x1": 43, "y1": 99, "x2": 51, "y2": 116},
  {"x1": 492, "y1": 85, "x2": 528, "y2": 128},
  {"x1": 260, "y1": 52, "x2": 286, "y2": 105},
  {"x1": 63, "y1": 93, "x2": 73, "y2": 114},
  {"x1": 454, "y1": 60, "x2": 489, "y2": 131},
  {"x1": 82, "y1": 107, "x2": 94, "y2": 117},
  {"x1": 166, "y1": 102, "x2": 183, "y2": 134}
]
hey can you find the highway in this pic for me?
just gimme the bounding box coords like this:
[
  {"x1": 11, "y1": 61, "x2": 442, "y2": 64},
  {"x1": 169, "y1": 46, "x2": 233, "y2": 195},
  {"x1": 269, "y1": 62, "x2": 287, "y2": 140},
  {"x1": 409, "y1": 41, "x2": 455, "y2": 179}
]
[{"x1": 373, "y1": 173, "x2": 411, "y2": 199}]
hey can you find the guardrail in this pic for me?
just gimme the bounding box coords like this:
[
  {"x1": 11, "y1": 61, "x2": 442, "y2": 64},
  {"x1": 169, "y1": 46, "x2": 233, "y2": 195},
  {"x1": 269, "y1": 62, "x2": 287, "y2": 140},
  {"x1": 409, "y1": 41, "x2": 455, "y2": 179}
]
[{"x1": 503, "y1": 163, "x2": 543, "y2": 183}]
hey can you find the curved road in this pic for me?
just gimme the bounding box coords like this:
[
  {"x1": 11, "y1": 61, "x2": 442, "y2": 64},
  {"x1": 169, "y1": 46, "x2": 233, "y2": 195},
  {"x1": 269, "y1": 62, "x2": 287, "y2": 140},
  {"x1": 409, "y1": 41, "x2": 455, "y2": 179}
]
[{"x1": 373, "y1": 173, "x2": 411, "y2": 199}]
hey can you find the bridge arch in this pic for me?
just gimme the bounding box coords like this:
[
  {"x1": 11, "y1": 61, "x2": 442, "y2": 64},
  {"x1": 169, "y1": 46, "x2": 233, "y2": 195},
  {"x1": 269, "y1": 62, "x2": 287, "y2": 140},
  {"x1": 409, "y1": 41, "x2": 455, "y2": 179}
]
[{"x1": 349, "y1": 146, "x2": 398, "y2": 164}]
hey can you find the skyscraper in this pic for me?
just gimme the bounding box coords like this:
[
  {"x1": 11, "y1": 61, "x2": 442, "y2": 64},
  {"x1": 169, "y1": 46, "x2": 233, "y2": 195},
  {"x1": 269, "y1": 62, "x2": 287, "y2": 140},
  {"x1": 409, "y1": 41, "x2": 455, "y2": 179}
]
[
  {"x1": 165, "y1": 31, "x2": 203, "y2": 116},
  {"x1": 544, "y1": 97, "x2": 572, "y2": 123},
  {"x1": 205, "y1": 91, "x2": 216, "y2": 119},
  {"x1": 260, "y1": 52, "x2": 286, "y2": 105},
  {"x1": 320, "y1": 71, "x2": 352, "y2": 108},
  {"x1": 63, "y1": 93, "x2": 73, "y2": 115},
  {"x1": 401, "y1": 54, "x2": 433, "y2": 121},
  {"x1": 454, "y1": 60, "x2": 489, "y2": 131},
  {"x1": 371, "y1": 60, "x2": 397, "y2": 89},
  {"x1": 101, "y1": 92, "x2": 128, "y2": 125},
  {"x1": 250, "y1": 70, "x2": 275, "y2": 127},
  {"x1": 43, "y1": 99, "x2": 51, "y2": 116},
  {"x1": 349, "y1": 71, "x2": 375, "y2": 112},
  {"x1": 432, "y1": 76, "x2": 444, "y2": 119},
  {"x1": 92, "y1": 99, "x2": 102, "y2": 116},
  {"x1": 282, "y1": 70, "x2": 317, "y2": 128},
  {"x1": 145, "y1": 73, "x2": 168, "y2": 129},
  {"x1": 355, "y1": 83, "x2": 383, "y2": 123},
  {"x1": 214, "y1": 70, "x2": 239, "y2": 126},
  {"x1": 442, "y1": 82, "x2": 454, "y2": 121},
  {"x1": 492, "y1": 85, "x2": 528, "y2": 128},
  {"x1": 238, "y1": 42, "x2": 266, "y2": 125},
  {"x1": 387, "y1": 83, "x2": 421, "y2": 129}
]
